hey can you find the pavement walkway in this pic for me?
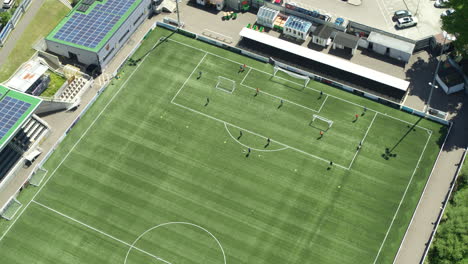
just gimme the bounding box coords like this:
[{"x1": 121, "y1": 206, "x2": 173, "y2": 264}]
[
  {"x1": 394, "y1": 96, "x2": 468, "y2": 264},
  {"x1": 0, "y1": 0, "x2": 47, "y2": 69}
]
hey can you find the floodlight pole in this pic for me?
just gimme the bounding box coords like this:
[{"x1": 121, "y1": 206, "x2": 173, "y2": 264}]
[
  {"x1": 176, "y1": 0, "x2": 181, "y2": 27},
  {"x1": 425, "y1": 33, "x2": 448, "y2": 114}
]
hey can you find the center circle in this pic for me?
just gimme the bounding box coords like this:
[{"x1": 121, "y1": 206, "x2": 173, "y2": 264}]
[{"x1": 124, "y1": 222, "x2": 226, "y2": 264}]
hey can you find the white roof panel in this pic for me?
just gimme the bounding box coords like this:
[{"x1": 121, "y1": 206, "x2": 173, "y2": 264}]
[
  {"x1": 240, "y1": 28, "x2": 409, "y2": 91},
  {"x1": 6, "y1": 60, "x2": 49, "y2": 93}
]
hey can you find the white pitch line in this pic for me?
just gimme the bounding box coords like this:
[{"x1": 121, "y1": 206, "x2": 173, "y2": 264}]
[
  {"x1": 171, "y1": 101, "x2": 348, "y2": 169},
  {"x1": 241, "y1": 82, "x2": 320, "y2": 113},
  {"x1": 372, "y1": 131, "x2": 433, "y2": 264},
  {"x1": 317, "y1": 95, "x2": 328, "y2": 113},
  {"x1": 0, "y1": 39, "x2": 163, "y2": 243},
  {"x1": 224, "y1": 123, "x2": 289, "y2": 152},
  {"x1": 347, "y1": 112, "x2": 378, "y2": 169},
  {"x1": 170, "y1": 53, "x2": 208, "y2": 103},
  {"x1": 165, "y1": 38, "x2": 433, "y2": 133},
  {"x1": 31, "y1": 201, "x2": 172, "y2": 264},
  {"x1": 240, "y1": 67, "x2": 252, "y2": 86}
]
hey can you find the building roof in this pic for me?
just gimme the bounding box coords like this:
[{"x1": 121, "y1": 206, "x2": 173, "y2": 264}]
[
  {"x1": 333, "y1": 32, "x2": 360, "y2": 49},
  {"x1": 312, "y1": 24, "x2": 334, "y2": 39},
  {"x1": 367, "y1": 32, "x2": 415, "y2": 54},
  {"x1": 5, "y1": 60, "x2": 49, "y2": 93},
  {"x1": 45, "y1": 0, "x2": 144, "y2": 53},
  {"x1": 0, "y1": 85, "x2": 42, "y2": 152},
  {"x1": 257, "y1": 6, "x2": 279, "y2": 22},
  {"x1": 284, "y1": 16, "x2": 312, "y2": 33},
  {"x1": 239, "y1": 28, "x2": 409, "y2": 91}
]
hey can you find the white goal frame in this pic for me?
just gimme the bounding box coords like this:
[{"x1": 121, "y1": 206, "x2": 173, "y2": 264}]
[
  {"x1": 312, "y1": 114, "x2": 333, "y2": 129},
  {"x1": 215, "y1": 76, "x2": 236, "y2": 93},
  {"x1": 273, "y1": 66, "x2": 310, "y2": 87}
]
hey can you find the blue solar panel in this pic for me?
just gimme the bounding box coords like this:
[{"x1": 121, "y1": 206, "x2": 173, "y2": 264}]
[
  {"x1": 0, "y1": 97, "x2": 31, "y2": 139},
  {"x1": 53, "y1": 0, "x2": 136, "y2": 49}
]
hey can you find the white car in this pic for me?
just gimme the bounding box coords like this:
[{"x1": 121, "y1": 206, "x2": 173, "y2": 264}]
[
  {"x1": 2, "y1": 0, "x2": 15, "y2": 9},
  {"x1": 441, "y1": 9, "x2": 455, "y2": 17},
  {"x1": 396, "y1": 17, "x2": 418, "y2": 29},
  {"x1": 434, "y1": 0, "x2": 449, "y2": 8}
]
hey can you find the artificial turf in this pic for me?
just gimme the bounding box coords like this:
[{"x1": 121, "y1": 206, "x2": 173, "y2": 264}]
[{"x1": 0, "y1": 28, "x2": 446, "y2": 264}]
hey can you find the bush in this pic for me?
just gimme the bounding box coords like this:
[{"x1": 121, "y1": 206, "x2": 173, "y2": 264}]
[{"x1": 0, "y1": 11, "x2": 12, "y2": 25}]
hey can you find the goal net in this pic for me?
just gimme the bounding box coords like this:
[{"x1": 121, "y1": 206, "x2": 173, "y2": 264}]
[
  {"x1": 0, "y1": 198, "x2": 22, "y2": 221},
  {"x1": 273, "y1": 66, "x2": 310, "y2": 87},
  {"x1": 215, "y1": 76, "x2": 236, "y2": 93},
  {"x1": 310, "y1": 114, "x2": 333, "y2": 131}
]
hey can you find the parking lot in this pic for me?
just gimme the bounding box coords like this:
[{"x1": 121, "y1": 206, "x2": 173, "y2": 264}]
[{"x1": 287, "y1": 0, "x2": 449, "y2": 40}]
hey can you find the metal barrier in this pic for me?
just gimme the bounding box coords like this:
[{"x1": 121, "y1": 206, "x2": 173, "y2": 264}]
[{"x1": 0, "y1": 0, "x2": 33, "y2": 47}]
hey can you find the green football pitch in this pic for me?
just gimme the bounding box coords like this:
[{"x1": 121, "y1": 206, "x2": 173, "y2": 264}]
[{"x1": 0, "y1": 28, "x2": 446, "y2": 264}]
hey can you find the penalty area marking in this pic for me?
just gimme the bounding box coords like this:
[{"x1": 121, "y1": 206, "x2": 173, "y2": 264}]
[
  {"x1": 224, "y1": 122, "x2": 289, "y2": 152},
  {"x1": 164, "y1": 38, "x2": 433, "y2": 133},
  {"x1": 124, "y1": 222, "x2": 227, "y2": 264}
]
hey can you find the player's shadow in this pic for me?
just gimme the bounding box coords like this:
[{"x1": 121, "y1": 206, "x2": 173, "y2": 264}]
[{"x1": 382, "y1": 117, "x2": 422, "y2": 160}]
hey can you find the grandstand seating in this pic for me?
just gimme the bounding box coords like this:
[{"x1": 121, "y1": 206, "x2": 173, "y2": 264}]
[
  {"x1": 58, "y1": 77, "x2": 87, "y2": 101},
  {"x1": 0, "y1": 116, "x2": 48, "y2": 181}
]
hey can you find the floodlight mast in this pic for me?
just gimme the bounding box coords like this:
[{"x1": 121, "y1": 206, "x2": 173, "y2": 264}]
[
  {"x1": 176, "y1": 0, "x2": 181, "y2": 27},
  {"x1": 425, "y1": 32, "x2": 448, "y2": 115}
]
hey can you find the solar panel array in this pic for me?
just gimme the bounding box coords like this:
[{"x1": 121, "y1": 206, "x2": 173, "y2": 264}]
[
  {"x1": 53, "y1": 0, "x2": 136, "y2": 49},
  {"x1": 0, "y1": 97, "x2": 31, "y2": 139}
]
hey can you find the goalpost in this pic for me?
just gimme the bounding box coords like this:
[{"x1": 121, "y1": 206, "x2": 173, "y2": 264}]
[
  {"x1": 215, "y1": 76, "x2": 236, "y2": 93},
  {"x1": 273, "y1": 66, "x2": 310, "y2": 87},
  {"x1": 312, "y1": 114, "x2": 333, "y2": 129}
]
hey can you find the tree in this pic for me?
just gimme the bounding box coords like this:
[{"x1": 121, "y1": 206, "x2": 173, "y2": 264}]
[
  {"x1": 441, "y1": 0, "x2": 468, "y2": 55},
  {"x1": 0, "y1": 11, "x2": 12, "y2": 26},
  {"x1": 428, "y1": 173, "x2": 468, "y2": 264}
]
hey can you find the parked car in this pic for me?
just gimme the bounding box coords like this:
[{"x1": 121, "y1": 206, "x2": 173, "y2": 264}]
[
  {"x1": 3, "y1": 0, "x2": 15, "y2": 9},
  {"x1": 434, "y1": 0, "x2": 449, "y2": 8},
  {"x1": 393, "y1": 10, "x2": 412, "y2": 20},
  {"x1": 335, "y1": 17, "x2": 345, "y2": 26},
  {"x1": 441, "y1": 9, "x2": 455, "y2": 17},
  {"x1": 396, "y1": 17, "x2": 418, "y2": 29}
]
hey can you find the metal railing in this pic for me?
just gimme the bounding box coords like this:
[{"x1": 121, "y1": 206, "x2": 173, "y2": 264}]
[{"x1": 0, "y1": 0, "x2": 33, "y2": 47}]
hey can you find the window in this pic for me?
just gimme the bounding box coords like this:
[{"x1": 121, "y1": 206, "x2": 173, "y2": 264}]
[
  {"x1": 133, "y1": 12, "x2": 144, "y2": 26},
  {"x1": 103, "y1": 47, "x2": 115, "y2": 62},
  {"x1": 119, "y1": 29, "x2": 130, "y2": 44}
]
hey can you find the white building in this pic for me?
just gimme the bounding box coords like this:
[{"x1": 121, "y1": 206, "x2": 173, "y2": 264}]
[
  {"x1": 283, "y1": 16, "x2": 312, "y2": 41},
  {"x1": 256, "y1": 6, "x2": 279, "y2": 28},
  {"x1": 45, "y1": 0, "x2": 152, "y2": 70}
]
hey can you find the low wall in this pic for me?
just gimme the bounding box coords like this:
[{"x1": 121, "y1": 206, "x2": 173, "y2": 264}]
[{"x1": 156, "y1": 21, "x2": 449, "y2": 126}]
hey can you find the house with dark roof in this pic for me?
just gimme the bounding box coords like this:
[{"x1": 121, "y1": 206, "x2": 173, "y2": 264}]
[
  {"x1": 332, "y1": 32, "x2": 360, "y2": 55},
  {"x1": 311, "y1": 24, "x2": 334, "y2": 47}
]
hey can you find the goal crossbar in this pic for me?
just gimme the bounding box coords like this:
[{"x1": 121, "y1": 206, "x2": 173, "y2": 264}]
[
  {"x1": 215, "y1": 76, "x2": 236, "y2": 93},
  {"x1": 273, "y1": 66, "x2": 310, "y2": 87},
  {"x1": 312, "y1": 114, "x2": 333, "y2": 128}
]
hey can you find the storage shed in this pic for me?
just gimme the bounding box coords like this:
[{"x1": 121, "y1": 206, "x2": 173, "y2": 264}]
[
  {"x1": 283, "y1": 16, "x2": 312, "y2": 41},
  {"x1": 311, "y1": 24, "x2": 334, "y2": 47},
  {"x1": 332, "y1": 32, "x2": 360, "y2": 55},
  {"x1": 367, "y1": 32, "x2": 415, "y2": 63},
  {"x1": 256, "y1": 6, "x2": 279, "y2": 28}
]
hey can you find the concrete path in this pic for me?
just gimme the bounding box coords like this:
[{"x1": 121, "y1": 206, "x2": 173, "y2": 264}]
[
  {"x1": 394, "y1": 96, "x2": 468, "y2": 264},
  {"x1": 0, "y1": 0, "x2": 47, "y2": 69}
]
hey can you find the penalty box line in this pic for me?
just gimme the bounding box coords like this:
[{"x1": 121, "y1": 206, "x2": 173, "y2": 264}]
[
  {"x1": 171, "y1": 100, "x2": 348, "y2": 170},
  {"x1": 164, "y1": 38, "x2": 432, "y2": 134},
  {"x1": 31, "y1": 200, "x2": 173, "y2": 264},
  {"x1": 239, "y1": 67, "x2": 327, "y2": 114},
  {"x1": 347, "y1": 112, "x2": 379, "y2": 169}
]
